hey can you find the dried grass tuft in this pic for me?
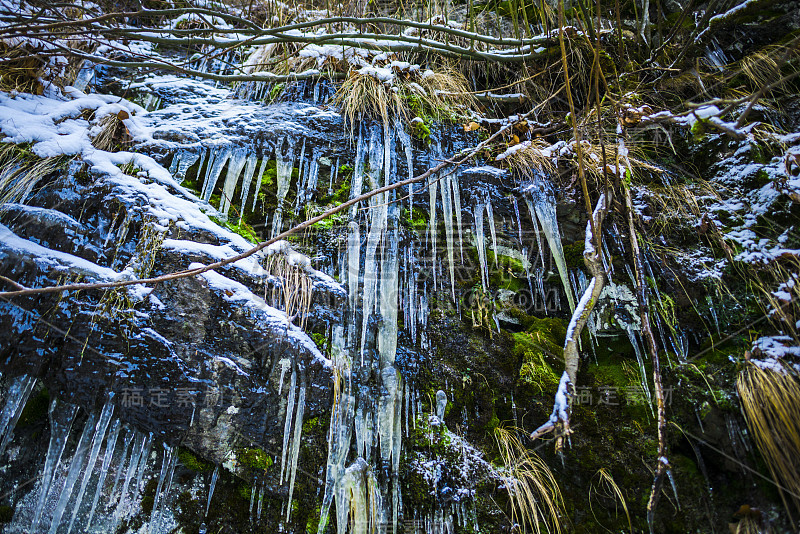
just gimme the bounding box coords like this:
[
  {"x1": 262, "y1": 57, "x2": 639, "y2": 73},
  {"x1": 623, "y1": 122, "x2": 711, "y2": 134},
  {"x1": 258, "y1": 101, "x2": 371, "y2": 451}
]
[
  {"x1": 90, "y1": 111, "x2": 133, "y2": 152},
  {"x1": 0, "y1": 41, "x2": 47, "y2": 94},
  {"x1": 494, "y1": 426, "x2": 566, "y2": 533},
  {"x1": 264, "y1": 252, "x2": 314, "y2": 329},
  {"x1": 0, "y1": 144, "x2": 66, "y2": 208},
  {"x1": 589, "y1": 468, "x2": 632, "y2": 533},
  {"x1": 737, "y1": 362, "x2": 800, "y2": 523}
]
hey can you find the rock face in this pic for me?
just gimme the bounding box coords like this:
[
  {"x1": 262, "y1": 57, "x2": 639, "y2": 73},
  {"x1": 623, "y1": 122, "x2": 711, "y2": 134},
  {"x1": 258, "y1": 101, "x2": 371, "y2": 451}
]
[
  {"x1": 1, "y1": 19, "x2": 799, "y2": 534},
  {"x1": 0, "y1": 154, "x2": 339, "y2": 466}
]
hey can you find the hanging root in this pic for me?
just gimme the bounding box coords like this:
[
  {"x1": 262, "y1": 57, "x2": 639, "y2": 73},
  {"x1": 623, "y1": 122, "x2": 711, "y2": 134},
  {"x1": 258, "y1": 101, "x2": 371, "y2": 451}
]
[
  {"x1": 737, "y1": 362, "x2": 800, "y2": 523},
  {"x1": 622, "y1": 161, "x2": 671, "y2": 531},
  {"x1": 494, "y1": 426, "x2": 566, "y2": 534}
]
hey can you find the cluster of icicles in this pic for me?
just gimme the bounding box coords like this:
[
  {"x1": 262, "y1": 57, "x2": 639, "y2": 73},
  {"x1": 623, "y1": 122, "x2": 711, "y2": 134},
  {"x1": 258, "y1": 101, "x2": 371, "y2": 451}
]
[
  {"x1": 0, "y1": 115, "x2": 608, "y2": 534},
  {"x1": 0, "y1": 374, "x2": 181, "y2": 534},
  {"x1": 162, "y1": 122, "x2": 584, "y2": 533}
]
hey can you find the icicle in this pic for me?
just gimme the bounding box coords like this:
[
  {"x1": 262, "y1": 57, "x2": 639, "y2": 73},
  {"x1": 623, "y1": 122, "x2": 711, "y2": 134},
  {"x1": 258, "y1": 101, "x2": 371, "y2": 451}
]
[
  {"x1": 168, "y1": 151, "x2": 182, "y2": 175},
  {"x1": 347, "y1": 221, "x2": 361, "y2": 321},
  {"x1": 109, "y1": 428, "x2": 133, "y2": 500},
  {"x1": 359, "y1": 127, "x2": 388, "y2": 360},
  {"x1": 251, "y1": 151, "x2": 271, "y2": 212},
  {"x1": 349, "y1": 127, "x2": 366, "y2": 217},
  {"x1": 435, "y1": 390, "x2": 447, "y2": 421},
  {"x1": 237, "y1": 153, "x2": 259, "y2": 220},
  {"x1": 407, "y1": 247, "x2": 418, "y2": 343},
  {"x1": 31, "y1": 400, "x2": 78, "y2": 532},
  {"x1": 296, "y1": 148, "x2": 321, "y2": 212},
  {"x1": 271, "y1": 138, "x2": 296, "y2": 238},
  {"x1": 378, "y1": 214, "x2": 400, "y2": 369},
  {"x1": 134, "y1": 433, "x2": 154, "y2": 497},
  {"x1": 485, "y1": 201, "x2": 498, "y2": 267},
  {"x1": 149, "y1": 445, "x2": 178, "y2": 534},
  {"x1": 379, "y1": 368, "x2": 402, "y2": 466},
  {"x1": 256, "y1": 480, "x2": 266, "y2": 519},
  {"x1": 205, "y1": 465, "x2": 220, "y2": 517},
  {"x1": 66, "y1": 399, "x2": 116, "y2": 534},
  {"x1": 285, "y1": 382, "x2": 306, "y2": 521},
  {"x1": 449, "y1": 173, "x2": 464, "y2": 261},
  {"x1": 177, "y1": 152, "x2": 200, "y2": 182},
  {"x1": 112, "y1": 431, "x2": 146, "y2": 525},
  {"x1": 170, "y1": 151, "x2": 200, "y2": 182},
  {"x1": 395, "y1": 120, "x2": 415, "y2": 215},
  {"x1": 522, "y1": 196, "x2": 545, "y2": 271},
  {"x1": 428, "y1": 179, "x2": 439, "y2": 292},
  {"x1": 522, "y1": 179, "x2": 576, "y2": 311},
  {"x1": 201, "y1": 147, "x2": 231, "y2": 202},
  {"x1": 625, "y1": 326, "x2": 654, "y2": 417},
  {"x1": 0, "y1": 374, "x2": 36, "y2": 457},
  {"x1": 219, "y1": 148, "x2": 248, "y2": 217},
  {"x1": 249, "y1": 475, "x2": 257, "y2": 521},
  {"x1": 305, "y1": 151, "x2": 321, "y2": 203},
  {"x1": 473, "y1": 202, "x2": 488, "y2": 290},
  {"x1": 441, "y1": 171, "x2": 456, "y2": 300},
  {"x1": 317, "y1": 331, "x2": 355, "y2": 534},
  {"x1": 293, "y1": 139, "x2": 308, "y2": 215},
  {"x1": 86, "y1": 418, "x2": 122, "y2": 529},
  {"x1": 48, "y1": 411, "x2": 99, "y2": 534},
  {"x1": 328, "y1": 157, "x2": 338, "y2": 197},
  {"x1": 279, "y1": 368, "x2": 297, "y2": 483}
]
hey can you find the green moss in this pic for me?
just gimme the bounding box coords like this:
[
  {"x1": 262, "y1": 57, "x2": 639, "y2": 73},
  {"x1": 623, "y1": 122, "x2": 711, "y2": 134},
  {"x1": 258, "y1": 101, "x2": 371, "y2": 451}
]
[
  {"x1": 178, "y1": 447, "x2": 214, "y2": 472},
  {"x1": 0, "y1": 505, "x2": 12, "y2": 523},
  {"x1": 690, "y1": 118, "x2": 708, "y2": 141},
  {"x1": 208, "y1": 215, "x2": 259, "y2": 243},
  {"x1": 484, "y1": 413, "x2": 500, "y2": 433},
  {"x1": 140, "y1": 477, "x2": 159, "y2": 515},
  {"x1": 318, "y1": 165, "x2": 352, "y2": 206},
  {"x1": 518, "y1": 354, "x2": 559, "y2": 394},
  {"x1": 310, "y1": 332, "x2": 329, "y2": 352},
  {"x1": 237, "y1": 448, "x2": 273, "y2": 470},
  {"x1": 401, "y1": 207, "x2": 429, "y2": 231},
  {"x1": 485, "y1": 250, "x2": 527, "y2": 291},
  {"x1": 305, "y1": 505, "x2": 321, "y2": 533},
  {"x1": 311, "y1": 212, "x2": 345, "y2": 230},
  {"x1": 562, "y1": 240, "x2": 584, "y2": 269},
  {"x1": 17, "y1": 386, "x2": 49, "y2": 428},
  {"x1": 411, "y1": 118, "x2": 432, "y2": 144},
  {"x1": 238, "y1": 483, "x2": 253, "y2": 501},
  {"x1": 302, "y1": 416, "x2": 319, "y2": 434}
]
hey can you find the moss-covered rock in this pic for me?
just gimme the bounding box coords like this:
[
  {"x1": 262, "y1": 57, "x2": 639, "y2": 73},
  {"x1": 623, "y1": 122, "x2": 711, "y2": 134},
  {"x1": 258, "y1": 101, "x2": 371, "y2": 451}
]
[{"x1": 178, "y1": 447, "x2": 214, "y2": 472}]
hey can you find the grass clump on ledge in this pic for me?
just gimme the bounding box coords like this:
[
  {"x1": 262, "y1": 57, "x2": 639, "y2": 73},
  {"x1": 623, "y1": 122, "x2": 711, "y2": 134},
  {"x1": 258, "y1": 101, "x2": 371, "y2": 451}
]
[{"x1": 333, "y1": 61, "x2": 477, "y2": 132}]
